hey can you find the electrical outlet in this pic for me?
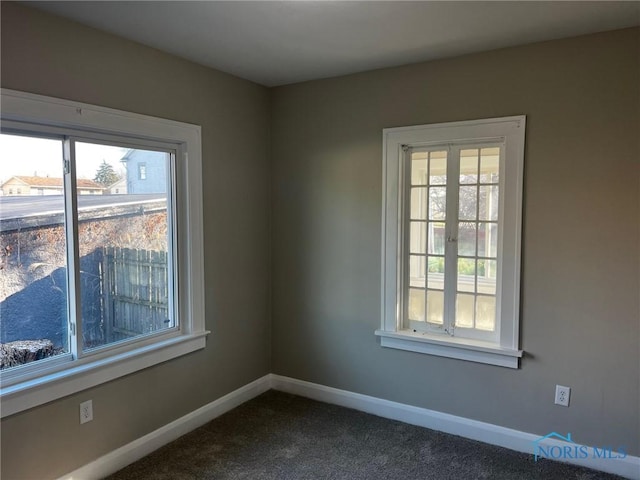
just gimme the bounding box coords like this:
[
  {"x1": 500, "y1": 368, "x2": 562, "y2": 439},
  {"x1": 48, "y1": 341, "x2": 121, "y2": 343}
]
[
  {"x1": 80, "y1": 400, "x2": 93, "y2": 424},
  {"x1": 555, "y1": 385, "x2": 570, "y2": 407}
]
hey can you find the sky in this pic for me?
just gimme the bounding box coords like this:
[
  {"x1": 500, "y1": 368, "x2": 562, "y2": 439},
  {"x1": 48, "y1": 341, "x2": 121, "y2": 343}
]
[{"x1": 0, "y1": 133, "x2": 127, "y2": 183}]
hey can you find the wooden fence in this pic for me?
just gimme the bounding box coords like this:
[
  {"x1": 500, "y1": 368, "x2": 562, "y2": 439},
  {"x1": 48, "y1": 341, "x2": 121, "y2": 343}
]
[{"x1": 101, "y1": 247, "x2": 171, "y2": 343}]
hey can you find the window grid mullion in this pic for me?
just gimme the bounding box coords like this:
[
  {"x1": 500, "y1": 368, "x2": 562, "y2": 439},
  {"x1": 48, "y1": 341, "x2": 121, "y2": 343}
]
[
  {"x1": 63, "y1": 137, "x2": 83, "y2": 359},
  {"x1": 401, "y1": 146, "x2": 413, "y2": 331},
  {"x1": 423, "y1": 151, "x2": 430, "y2": 326},
  {"x1": 443, "y1": 146, "x2": 459, "y2": 335},
  {"x1": 474, "y1": 151, "x2": 481, "y2": 329}
]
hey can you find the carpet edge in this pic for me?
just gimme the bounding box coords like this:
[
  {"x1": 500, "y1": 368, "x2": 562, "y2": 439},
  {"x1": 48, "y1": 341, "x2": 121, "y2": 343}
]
[
  {"x1": 57, "y1": 374, "x2": 639, "y2": 480},
  {"x1": 270, "y1": 374, "x2": 639, "y2": 480},
  {"x1": 56, "y1": 374, "x2": 272, "y2": 480}
]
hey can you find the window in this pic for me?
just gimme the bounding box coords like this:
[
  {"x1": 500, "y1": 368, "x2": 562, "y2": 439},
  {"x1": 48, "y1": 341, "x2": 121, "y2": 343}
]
[
  {"x1": 377, "y1": 116, "x2": 525, "y2": 368},
  {"x1": 138, "y1": 162, "x2": 147, "y2": 180},
  {"x1": 0, "y1": 89, "x2": 207, "y2": 416}
]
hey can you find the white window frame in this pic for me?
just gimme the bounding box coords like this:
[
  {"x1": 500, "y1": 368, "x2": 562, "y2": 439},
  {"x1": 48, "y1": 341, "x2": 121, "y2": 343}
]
[
  {"x1": 138, "y1": 162, "x2": 147, "y2": 180},
  {"x1": 376, "y1": 116, "x2": 525, "y2": 368},
  {"x1": 0, "y1": 89, "x2": 208, "y2": 416}
]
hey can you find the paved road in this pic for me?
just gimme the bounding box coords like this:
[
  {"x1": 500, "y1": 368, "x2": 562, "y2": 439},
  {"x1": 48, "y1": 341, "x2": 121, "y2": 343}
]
[{"x1": 0, "y1": 194, "x2": 166, "y2": 219}]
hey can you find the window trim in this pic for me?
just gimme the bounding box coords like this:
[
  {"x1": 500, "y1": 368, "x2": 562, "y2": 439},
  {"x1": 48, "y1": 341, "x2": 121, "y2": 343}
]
[
  {"x1": 376, "y1": 116, "x2": 525, "y2": 368},
  {"x1": 0, "y1": 89, "x2": 208, "y2": 417}
]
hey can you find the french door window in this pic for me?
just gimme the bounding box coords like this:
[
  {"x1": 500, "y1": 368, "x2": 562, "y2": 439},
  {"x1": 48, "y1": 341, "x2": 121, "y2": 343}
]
[{"x1": 378, "y1": 116, "x2": 525, "y2": 368}]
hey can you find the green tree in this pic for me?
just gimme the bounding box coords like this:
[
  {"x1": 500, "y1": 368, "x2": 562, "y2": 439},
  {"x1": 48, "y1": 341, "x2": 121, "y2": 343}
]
[{"x1": 93, "y1": 160, "x2": 121, "y2": 186}]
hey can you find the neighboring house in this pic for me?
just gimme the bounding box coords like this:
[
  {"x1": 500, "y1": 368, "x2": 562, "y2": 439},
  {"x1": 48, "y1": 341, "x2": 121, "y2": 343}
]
[
  {"x1": 121, "y1": 149, "x2": 167, "y2": 194},
  {"x1": 0, "y1": 176, "x2": 104, "y2": 196},
  {"x1": 107, "y1": 177, "x2": 127, "y2": 195}
]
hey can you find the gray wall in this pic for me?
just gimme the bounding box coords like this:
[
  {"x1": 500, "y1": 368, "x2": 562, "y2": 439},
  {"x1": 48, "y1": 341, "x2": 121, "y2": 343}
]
[
  {"x1": 1, "y1": 3, "x2": 271, "y2": 479},
  {"x1": 271, "y1": 27, "x2": 639, "y2": 455},
  {"x1": 2, "y1": 3, "x2": 639, "y2": 477}
]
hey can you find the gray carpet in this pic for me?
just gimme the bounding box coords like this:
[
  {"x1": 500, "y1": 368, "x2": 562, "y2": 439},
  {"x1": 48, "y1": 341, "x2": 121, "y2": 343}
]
[{"x1": 107, "y1": 390, "x2": 620, "y2": 479}]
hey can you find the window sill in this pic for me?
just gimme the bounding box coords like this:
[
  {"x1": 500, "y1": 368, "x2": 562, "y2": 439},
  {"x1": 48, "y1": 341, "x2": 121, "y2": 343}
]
[
  {"x1": 0, "y1": 331, "x2": 209, "y2": 418},
  {"x1": 375, "y1": 329, "x2": 522, "y2": 368}
]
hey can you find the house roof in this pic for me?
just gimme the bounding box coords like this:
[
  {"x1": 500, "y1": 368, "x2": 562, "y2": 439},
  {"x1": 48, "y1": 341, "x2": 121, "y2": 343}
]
[
  {"x1": 1, "y1": 176, "x2": 103, "y2": 190},
  {"x1": 107, "y1": 177, "x2": 127, "y2": 188}
]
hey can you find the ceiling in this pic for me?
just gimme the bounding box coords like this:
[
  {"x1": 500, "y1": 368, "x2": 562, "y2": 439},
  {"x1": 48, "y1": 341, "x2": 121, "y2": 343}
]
[{"x1": 27, "y1": 1, "x2": 640, "y2": 87}]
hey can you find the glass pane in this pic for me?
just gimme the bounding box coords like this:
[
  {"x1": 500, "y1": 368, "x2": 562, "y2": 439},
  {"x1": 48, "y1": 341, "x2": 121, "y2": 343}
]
[
  {"x1": 427, "y1": 256, "x2": 445, "y2": 290},
  {"x1": 411, "y1": 151, "x2": 428, "y2": 185},
  {"x1": 427, "y1": 256, "x2": 445, "y2": 274},
  {"x1": 477, "y1": 222, "x2": 498, "y2": 258},
  {"x1": 426, "y1": 290, "x2": 444, "y2": 324},
  {"x1": 478, "y1": 185, "x2": 499, "y2": 221},
  {"x1": 429, "y1": 187, "x2": 446, "y2": 220},
  {"x1": 429, "y1": 151, "x2": 447, "y2": 185},
  {"x1": 460, "y1": 149, "x2": 478, "y2": 184},
  {"x1": 458, "y1": 186, "x2": 477, "y2": 220},
  {"x1": 476, "y1": 295, "x2": 496, "y2": 331},
  {"x1": 410, "y1": 188, "x2": 427, "y2": 220},
  {"x1": 0, "y1": 134, "x2": 69, "y2": 369},
  {"x1": 409, "y1": 255, "x2": 425, "y2": 288},
  {"x1": 456, "y1": 293, "x2": 475, "y2": 328},
  {"x1": 478, "y1": 260, "x2": 497, "y2": 295},
  {"x1": 480, "y1": 147, "x2": 500, "y2": 184},
  {"x1": 457, "y1": 258, "x2": 475, "y2": 293},
  {"x1": 486, "y1": 259, "x2": 497, "y2": 279},
  {"x1": 75, "y1": 142, "x2": 173, "y2": 352},
  {"x1": 458, "y1": 222, "x2": 477, "y2": 256},
  {"x1": 409, "y1": 221, "x2": 426, "y2": 254},
  {"x1": 408, "y1": 288, "x2": 425, "y2": 322},
  {"x1": 427, "y1": 222, "x2": 445, "y2": 255}
]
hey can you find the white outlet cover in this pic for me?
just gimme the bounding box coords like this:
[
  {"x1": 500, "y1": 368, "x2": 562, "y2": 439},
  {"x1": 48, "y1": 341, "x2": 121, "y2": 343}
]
[
  {"x1": 80, "y1": 400, "x2": 93, "y2": 424},
  {"x1": 554, "y1": 385, "x2": 570, "y2": 407}
]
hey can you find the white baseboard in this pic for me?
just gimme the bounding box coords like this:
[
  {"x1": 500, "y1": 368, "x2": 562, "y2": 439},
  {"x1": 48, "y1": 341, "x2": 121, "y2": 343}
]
[
  {"x1": 59, "y1": 373, "x2": 640, "y2": 480},
  {"x1": 271, "y1": 375, "x2": 640, "y2": 480},
  {"x1": 57, "y1": 374, "x2": 272, "y2": 480}
]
